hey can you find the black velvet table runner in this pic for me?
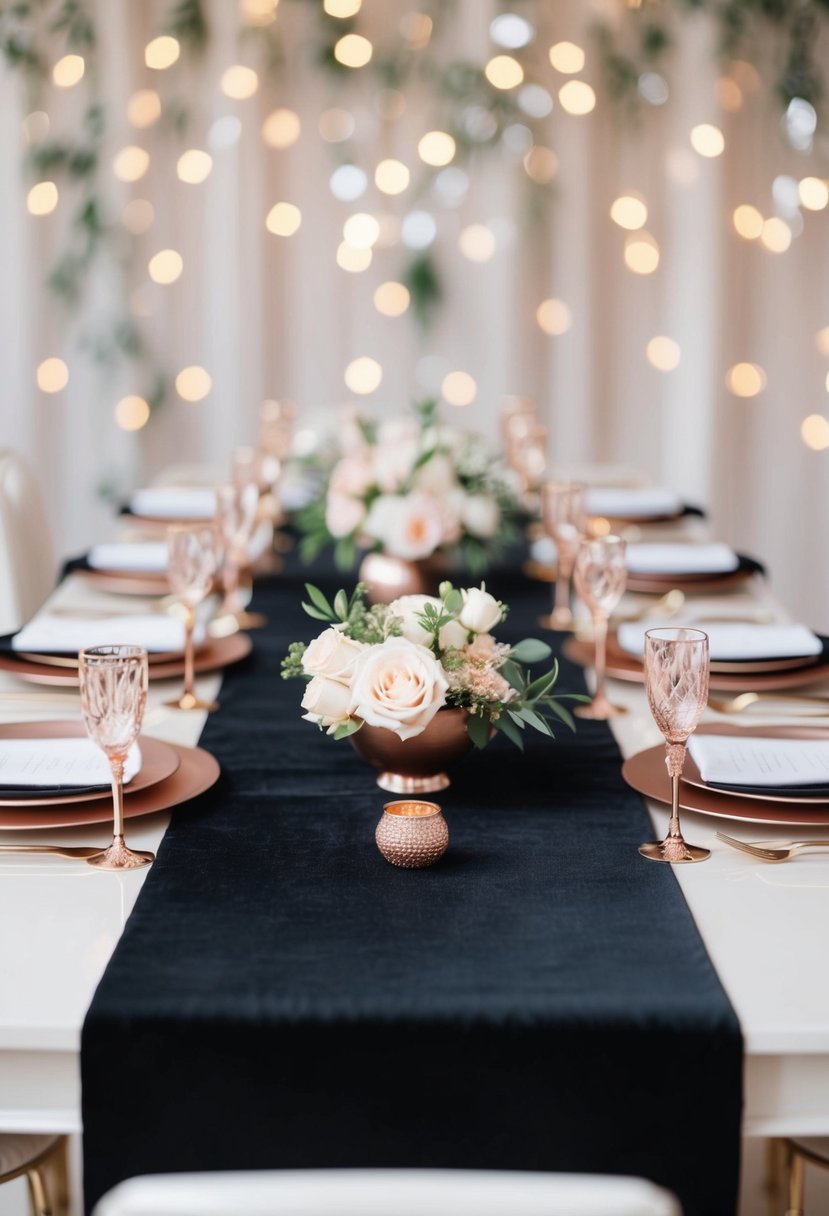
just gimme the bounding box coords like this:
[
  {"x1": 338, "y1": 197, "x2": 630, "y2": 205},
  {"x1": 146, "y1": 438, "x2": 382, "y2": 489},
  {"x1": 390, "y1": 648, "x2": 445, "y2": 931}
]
[{"x1": 81, "y1": 566, "x2": 742, "y2": 1216}]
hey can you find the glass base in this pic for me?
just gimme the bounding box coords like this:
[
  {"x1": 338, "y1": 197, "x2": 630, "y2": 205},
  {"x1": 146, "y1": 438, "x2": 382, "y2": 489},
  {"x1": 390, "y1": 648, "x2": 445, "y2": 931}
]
[
  {"x1": 86, "y1": 837, "x2": 154, "y2": 870},
  {"x1": 164, "y1": 691, "x2": 219, "y2": 712},
  {"x1": 538, "y1": 609, "x2": 573, "y2": 631},
  {"x1": 639, "y1": 840, "x2": 710, "y2": 864}
]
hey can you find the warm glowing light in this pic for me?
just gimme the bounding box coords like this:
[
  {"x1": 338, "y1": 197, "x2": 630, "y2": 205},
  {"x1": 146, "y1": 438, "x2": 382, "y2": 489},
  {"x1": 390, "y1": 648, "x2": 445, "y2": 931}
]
[
  {"x1": 128, "y1": 90, "x2": 162, "y2": 129},
  {"x1": 610, "y1": 193, "x2": 647, "y2": 230},
  {"x1": 690, "y1": 123, "x2": 725, "y2": 157},
  {"x1": 726, "y1": 363, "x2": 766, "y2": 397},
  {"x1": 145, "y1": 36, "x2": 180, "y2": 70},
  {"x1": 265, "y1": 202, "x2": 302, "y2": 236},
  {"x1": 484, "y1": 55, "x2": 524, "y2": 90},
  {"x1": 399, "y1": 12, "x2": 432, "y2": 46},
  {"x1": 732, "y1": 204, "x2": 763, "y2": 240},
  {"x1": 113, "y1": 146, "x2": 150, "y2": 183},
  {"x1": 262, "y1": 108, "x2": 301, "y2": 148},
  {"x1": 221, "y1": 66, "x2": 259, "y2": 99},
  {"x1": 799, "y1": 177, "x2": 829, "y2": 211},
  {"x1": 522, "y1": 146, "x2": 558, "y2": 183},
  {"x1": 334, "y1": 34, "x2": 373, "y2": 68},
  {"x1": 114, "y1": 395, "x2": 151, "y2": 431},
  {"x1": 336, "y1": 242, "x2": 372, "y2": 272},
  {"x1": 375, "y1": 158, "x2": 410, "y2": 194},
  {"x1": 760, "y1": 217, "x2": 792, "y2": 253},
  {"x1": 558, "y1": 80, "x2": 596, "y2": 115},
  {"x1": 816, "y1": 328, "x2": 829, "y2": 357},
  {"x1": 442, "y1": 371, "x2": 477, "y2": 407},
  {"x1": 26, "y1": 182, "x2": 58, "y2": 216},
  {"x1": 646, "y1": 336, "x2": 681, "y2": 371},
  {"x1": 176, "y1": 366, "x2": 212, "y2": 402},
  {"x1": 122, "y1": 199, "x2": 154, "y2": 234},
  {"x1": 536, "y1": 298, "x2": 572, "y2": 336},
  {"x1": 549, "y1": 41, "x2": 585, "y2": 73},
  {"x1": 240, "y1": 0, "x2": 278, "y2": 25},
  {"x1": 318, "y1": 108, "x2": 354, "y2": 142},
  {"x1": 418, "y1": 131, "x2": 455, "y2": 167},
  {"x1": 459, "y1": 223, "x2": 496, "y2": 262},
  {"x1": 801, "y1": 414, "x2": 829, "y2": 450},
  {"x1": 343, "y1": 212, "x2": 380, "y2": 248},
  {"x1": 36, "y1": 358, "x2": 68, "y2": 393},
  {"x1": 324, "y1": 0, "x2": 361, "y2": 14},
  {"x1": 717, "y1": 77, "x2": 743, "y2": 112},
  {"x1": 52, "y1": 54, "x2": 84, "y2": 88},
  {"x1": 177, "y1": 150, "x2": 212, "y2": 184},
  {"x1": 148, "y1": 249, "x2": 183, "y2": 285},
  {"x1": 374, "y1": 281, "x2": 410, "y2": 317},
  {"x1": 345, "y1": 357, "x2": 382, "y2": 395},
  {"x1": 623, "y1": 232, "x2": 660, "y2": 275}
]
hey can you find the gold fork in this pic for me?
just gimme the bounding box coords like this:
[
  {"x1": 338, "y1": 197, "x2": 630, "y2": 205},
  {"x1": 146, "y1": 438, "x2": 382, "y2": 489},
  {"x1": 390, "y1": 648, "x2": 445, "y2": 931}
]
[
  {"x1": 707, "y1": 692, "x2": 829, "y2": 715},
  {"x1": 0, "y1": 844, "x2": 104, "y2": 859},
  {"x1": 716, "y1": 832, "x2": 829, "y2": 862}
]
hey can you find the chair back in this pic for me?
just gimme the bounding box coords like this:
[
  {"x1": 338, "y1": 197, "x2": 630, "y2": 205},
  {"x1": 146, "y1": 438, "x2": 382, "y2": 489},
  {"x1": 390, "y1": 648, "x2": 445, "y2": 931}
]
[
  {"x1": 93, "y1": 1168, "x2": 682, "y2": 1216},
  {"x1": 0, "y1": 450, "x2": 56, "y2": 633}
]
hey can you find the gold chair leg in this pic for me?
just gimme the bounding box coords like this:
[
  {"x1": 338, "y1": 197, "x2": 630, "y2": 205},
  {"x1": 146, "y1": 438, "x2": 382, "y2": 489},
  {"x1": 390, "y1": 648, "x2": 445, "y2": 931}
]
[
  {"x1": 50, "y1": 1136, "x2": 70, "y2": 1214},
  {"x1": 786, "y1": 1145, "x2": 806, "y2": 1216},
  {"x1": 764, "y1": 1138, "x2": 784, "y2": 1214},
  {"x1": 25, "y1": 1165, "x2": 53, "y2": 1216}
]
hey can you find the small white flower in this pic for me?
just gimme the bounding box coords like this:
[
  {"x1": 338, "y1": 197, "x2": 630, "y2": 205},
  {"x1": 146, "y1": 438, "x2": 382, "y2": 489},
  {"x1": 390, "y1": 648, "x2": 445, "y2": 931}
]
[
  {"x1": 459, "y1": 586, "x2": 503, "y2": 634},
  {"x1": 461, "y1": 493, "x2": 501, "y2": 539},
  {"x1": 301, "y1": 675, "x2": 353, "y2": 734},
  {"x1": 363, "y1": 491, "x2": 444, "y2": 560}
]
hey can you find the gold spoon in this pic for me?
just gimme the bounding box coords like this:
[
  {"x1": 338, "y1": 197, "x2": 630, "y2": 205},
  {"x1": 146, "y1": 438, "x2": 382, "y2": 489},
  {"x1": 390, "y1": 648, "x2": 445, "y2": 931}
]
[{"x1": 616, "y1": 588, "x2": 685, "y2": 624}]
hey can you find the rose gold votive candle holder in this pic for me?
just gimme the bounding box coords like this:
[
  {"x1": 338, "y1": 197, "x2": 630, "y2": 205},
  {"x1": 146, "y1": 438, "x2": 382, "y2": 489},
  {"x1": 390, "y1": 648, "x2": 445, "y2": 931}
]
[{"x1": 375, "y1": 800, "x2": 449, "y2": 869}]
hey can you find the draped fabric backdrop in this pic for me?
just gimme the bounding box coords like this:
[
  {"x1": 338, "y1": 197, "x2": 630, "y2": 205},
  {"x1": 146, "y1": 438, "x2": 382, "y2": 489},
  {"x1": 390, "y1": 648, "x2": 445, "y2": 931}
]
[{"x1": 1, "y1": 0, "x2": 828, "y2": 624}]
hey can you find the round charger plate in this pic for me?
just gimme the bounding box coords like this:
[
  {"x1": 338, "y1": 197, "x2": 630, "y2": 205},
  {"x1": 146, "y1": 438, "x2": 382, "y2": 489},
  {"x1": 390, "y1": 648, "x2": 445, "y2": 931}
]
[
  {"x1": 0, "y1": 722, "x2": 180, "y2": 805},
  {"x1": 0, "y1": 632, "x2": 252, "y2": 687},
  {"x1": 622, "y1": 724, "x2": 829, "y2": 826},
  {"x1": 525, "y1": 553, "x2": 759, "y2": 594},
  {"x1": 564, "y1": 635, "x2": 829, "y2": 693},
  {"x1": 16, "y1": 646, "x2": 201, "y2": 669},
  {"x1": 0, "y1": 735, "x2": 220, "y2": 829},
  {"x1": 603, "y1": 630, "x2": 824, "y2": 676}
]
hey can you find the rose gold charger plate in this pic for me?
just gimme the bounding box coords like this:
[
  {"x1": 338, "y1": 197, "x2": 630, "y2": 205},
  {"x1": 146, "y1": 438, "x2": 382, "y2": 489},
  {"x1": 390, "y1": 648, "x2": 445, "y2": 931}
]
[
  {"x1": 565, "y1": 633, "x2": 829, "y2": 693},
  {"x1": 0, "y1": 720, "x2": 220, "y2": 830},
  {"x1": 0, "y1": 721, "x2": 180, "y2": 806},
  {"x1": 527, "y1": 556, "x2": 760, "y2": 595},
  {"x1": 623, "y1": 724, "x2": 829, "y2": 827},
  {"x1": 0, "y1": 632, "x2": 252, "y2": 687}
]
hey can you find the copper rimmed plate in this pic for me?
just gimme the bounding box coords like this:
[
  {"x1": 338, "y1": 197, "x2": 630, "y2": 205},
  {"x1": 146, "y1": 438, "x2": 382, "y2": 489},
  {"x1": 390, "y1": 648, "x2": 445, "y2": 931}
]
[
  {"x1": 0, "y1": 632, "x2": 252, "y2": 687},
  {"x1": 564, "y1": 635, "x2": 829, "y2": 693},
  {"x1": 0, "y1": 736, "x2": 220, "y2": 829},
  {"x1": 0, "y1": 721, "x2": 180, "y2": 805},
  {"x1": 622, "y1": 724, "x2": 829, "y2": 826},
  {"x1": 603, "y1": 631, "x2": 823, "y2": 676},
  {"x1": 16, "y1": 647, "x2": 195, "y2": 668}
]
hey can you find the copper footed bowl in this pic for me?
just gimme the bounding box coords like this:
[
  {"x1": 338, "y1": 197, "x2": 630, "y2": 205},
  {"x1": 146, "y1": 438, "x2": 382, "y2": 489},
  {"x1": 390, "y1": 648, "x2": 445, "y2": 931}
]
[
  {"x1": 350, "y1": 707, "x2": 474, "y2": 793},
  {"x1": 358, "y1": 552, "x2": 450, "y2": 604}
]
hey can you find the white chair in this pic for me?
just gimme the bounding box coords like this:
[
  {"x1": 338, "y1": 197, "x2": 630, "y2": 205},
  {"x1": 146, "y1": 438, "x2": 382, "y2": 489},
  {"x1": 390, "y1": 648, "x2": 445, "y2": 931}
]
[
  {"x1": 93, "y1": 1167, "x2": 681, "y2": 1216},
  {"x1": 0, "y1": 450, "x2": 57, "y2": 634}
]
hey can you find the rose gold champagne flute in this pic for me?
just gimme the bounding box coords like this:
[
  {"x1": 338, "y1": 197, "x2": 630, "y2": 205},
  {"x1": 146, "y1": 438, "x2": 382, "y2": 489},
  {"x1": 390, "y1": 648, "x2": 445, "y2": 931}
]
[
  {"x1": 573, "y1": 535, "x2": 628, "y2": 720},
  {"x1": 639, "y1": 627, "x2": 711, "y2": 864},
  {"x1": 539, "y1": 481, "x2": 586, "y2": 631},
  {"x1": 165, "y1": 524, "x2": 221, "y2": 712},
  {"x1": 213, "y1": 462, "x2": 266, "y2": 633},
  {"x1": 79, "y1": 645, "x2": 154, "y2": 871}
]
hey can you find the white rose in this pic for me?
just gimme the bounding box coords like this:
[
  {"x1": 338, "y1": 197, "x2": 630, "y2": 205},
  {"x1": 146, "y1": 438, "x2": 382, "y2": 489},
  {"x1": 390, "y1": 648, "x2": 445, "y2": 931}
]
[
  {"x1": 301, "y1": 675, "x2": 353, "y2": 733},
  {"x1": 325, "y1": 491, "x2": 366, "y2": 538},
  {"x1": 302, "y1": 628, "x2": 365, "y2": 681},
  {"x1": 462, "y1": 493, "x2": 501, "y2": 539},
  {"x1": 460, "y1": 586, "x2": 503, "y2": 634},
  {"x1": 349, "y1": 636, "x2": 448, "y2": 740},
  {"x1": 330, "y1": 455, "x2": 374, "y2": 498},
  {"x1": 389, "y1": 595, "x2": 469, "y2": 651},
  {"x1": 363, "y1": 492, "x2": 444, "y2": 560},
  {"x1": 414, "y1": 452, "x2": 456, "y2": 495}
]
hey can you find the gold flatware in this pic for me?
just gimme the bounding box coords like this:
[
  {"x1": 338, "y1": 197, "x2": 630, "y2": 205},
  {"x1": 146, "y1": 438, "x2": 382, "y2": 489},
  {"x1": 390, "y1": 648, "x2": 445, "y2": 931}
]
[
  {"x1": 691, "y1": 610, "x2": 776, "y2": 625},
  {"x1": 708, "y1": 692, "x2": 829, "y2": 715},
  {"x1": 616, "y1": 588, "x2": 685, "y2": 624},
  {"x1": 716, "y1": 832, "x2": 829, "y2": 862},
  {"x1": 0, "y1": 844, "x2": 104, "y2": 859}
]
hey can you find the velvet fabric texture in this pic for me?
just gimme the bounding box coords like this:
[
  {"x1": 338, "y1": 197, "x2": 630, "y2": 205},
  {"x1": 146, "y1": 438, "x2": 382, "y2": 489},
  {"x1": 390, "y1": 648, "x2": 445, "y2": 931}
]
[{"x1": 81, "y1": 565, "x2": 742, "y2": 1216}]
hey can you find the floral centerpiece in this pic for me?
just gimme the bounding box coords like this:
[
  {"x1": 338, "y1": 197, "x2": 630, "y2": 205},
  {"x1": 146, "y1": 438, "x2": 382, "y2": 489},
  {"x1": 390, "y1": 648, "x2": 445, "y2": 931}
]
[
  {"x1": 297, "y1": 401, "x2": 522, "y2": 595},
  {"x1": 282, "y1": 580, "x2": 584, "y2": 792}
]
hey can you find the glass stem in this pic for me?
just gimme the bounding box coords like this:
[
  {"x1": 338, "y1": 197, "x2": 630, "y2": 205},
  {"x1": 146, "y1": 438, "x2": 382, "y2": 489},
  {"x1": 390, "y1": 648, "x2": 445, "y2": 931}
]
[
  {"x1": 554, "y1": 564, "x2": 571, "y2": 617},
  {"x1": 110, "y1": 756, "x2": 125, "y2": 841},
  {"x1": 224, "y1": 554, "x2": 240, "y2": 614},
  {"x1": 593, "y1": 614, "x2": 608, "y2": 702},
  {"x1": 666, "y1": 742, "x2": 686, "y2": 840},
  {"x1": 183, "y1": 606, "x2": 195, "y2": 697}
]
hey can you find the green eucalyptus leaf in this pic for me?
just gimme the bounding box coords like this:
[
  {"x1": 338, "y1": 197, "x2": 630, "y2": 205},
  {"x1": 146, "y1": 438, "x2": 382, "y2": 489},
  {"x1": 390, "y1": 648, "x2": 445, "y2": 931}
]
[
  {"x1": 513, "y1": 706, "x2": 553, "y2": 735},
  {"x1": 541, "y1": 700, "x2": 577, "y2": 731},
  {"x1": 495, "y1": 713, "x2": 524, "y2": 750},
  {"x1": 304, "y1": 584, "x2": 333, "y2": 615},
  {"x1": 302, "y1": 603, "x2": 333, "y2": 622},
  {"x1": 499, "y1": 659, "x2": 525, "y2": 691},
  {"x1": 525, "y1": 666, "x2": 560, "y2": 700},
  {"x1": 467, "y1": 711, "x2": 491, "y2": 749},
  {"x1": 333, "y1": 719, "x2": 362, "y2": 740},
  {"x1": 333, "y1": 589, "x2": 349, "y2": 620},
  {"x1": 510, "y1": 639, "x2": 552, "y2": 664}
]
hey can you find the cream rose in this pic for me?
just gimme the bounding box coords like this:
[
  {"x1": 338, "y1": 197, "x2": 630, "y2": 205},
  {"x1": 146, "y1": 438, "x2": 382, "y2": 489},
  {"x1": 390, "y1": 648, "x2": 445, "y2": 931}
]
[
  {"x1": 348, "y1": 636, "x2": 448, "y2": 740},
  {"x1": 302, "y1": 628, "x2": 365, "y2": 681},
  {"x1": 460, "y1": 586, "x2": 503, "y2": 634},
  {"x1": 301, "y1": 675, "x2": 353, "y2": 733},
  {"x1": 461, "y1": 493, "x2": 501, "y2": 539},
  {"x1": 363, "y1": 492, "x2": 444, "y2": 560},
  {"x1": 389, "y1": 595, "x2": 469, "y2": 651},
  {"x1": 325, "y1": 491, "x2": 366, "y2": 538}
]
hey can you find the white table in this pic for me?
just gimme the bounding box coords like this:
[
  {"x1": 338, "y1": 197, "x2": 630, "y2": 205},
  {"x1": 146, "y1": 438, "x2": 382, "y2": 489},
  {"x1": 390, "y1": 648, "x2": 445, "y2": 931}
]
[{"x1": 1, "y1": 564, "x2": 828, "y2": 1149}]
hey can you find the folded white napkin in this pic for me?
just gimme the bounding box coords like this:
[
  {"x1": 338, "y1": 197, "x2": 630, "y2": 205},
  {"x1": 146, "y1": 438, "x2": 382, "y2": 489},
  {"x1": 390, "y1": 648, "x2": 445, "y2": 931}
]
[
  {"x1": 130, "y1": 487, "x2": 217, "y2": 519},
  {"x1": 88, "y1": 543, "x2": 169, "y2": 574},
  {"x1": 529, "y1": 536, "x2": 558, "y2": 565},
  {"x1": 0, "y1": 738, "x2": 141, "y2": 788},
  {"x1": 585, "y1": 487, "x2": 683, "y2": 519},
  {"x1": 13, "y1": 614, "x2": 198, "y2": 654},
  {"x1": 625, "y1": 543, "x2": 739, "y2": 575},
  {"x1": 688, "y1": 735, "x2": 829, "y2": 788},
  {"x1": 617, "y1": 622, "x2": 822, "y2": 661}
]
